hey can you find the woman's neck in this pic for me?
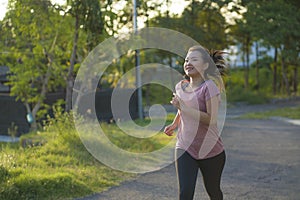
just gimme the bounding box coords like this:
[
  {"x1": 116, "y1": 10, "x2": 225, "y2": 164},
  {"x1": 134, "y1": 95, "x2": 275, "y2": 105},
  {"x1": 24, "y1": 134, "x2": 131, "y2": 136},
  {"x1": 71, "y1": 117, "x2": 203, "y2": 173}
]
[{"x1": 190, "y1": 77, "x2": 206, "y2": 89}]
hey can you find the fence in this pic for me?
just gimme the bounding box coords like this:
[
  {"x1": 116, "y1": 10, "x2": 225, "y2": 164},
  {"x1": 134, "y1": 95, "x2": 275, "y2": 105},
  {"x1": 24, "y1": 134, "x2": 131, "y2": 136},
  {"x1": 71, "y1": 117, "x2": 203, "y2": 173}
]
[{"x1": 0, "y1": 89, "x2": 138, "y2": 136}]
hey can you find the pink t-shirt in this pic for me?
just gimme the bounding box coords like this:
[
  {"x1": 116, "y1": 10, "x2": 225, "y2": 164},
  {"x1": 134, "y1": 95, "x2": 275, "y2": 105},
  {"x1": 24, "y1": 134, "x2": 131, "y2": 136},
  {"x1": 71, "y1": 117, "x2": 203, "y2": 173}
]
[{"x1": 175, "y1": 79, "x2": 224, "y2": 160}]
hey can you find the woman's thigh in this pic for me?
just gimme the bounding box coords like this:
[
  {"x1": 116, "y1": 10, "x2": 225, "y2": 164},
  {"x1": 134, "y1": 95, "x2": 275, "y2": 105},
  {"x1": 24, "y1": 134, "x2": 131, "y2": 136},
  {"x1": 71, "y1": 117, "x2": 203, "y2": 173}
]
[
  {"x1": 198, "y1": 151, "x2": 226, "y2": 199},
  {"x1": 175, "y1": 149, "x2": 199, "y2": 200}
]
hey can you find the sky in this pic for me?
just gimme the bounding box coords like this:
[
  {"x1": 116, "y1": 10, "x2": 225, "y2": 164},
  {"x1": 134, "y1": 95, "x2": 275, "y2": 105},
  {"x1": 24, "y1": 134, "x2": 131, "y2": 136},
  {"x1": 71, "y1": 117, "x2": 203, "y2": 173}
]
[
  {"x1": 0, "y1": 0, "x2": 8, "y2": 20},
  {"x1": 0, "y1": 0, "x2": 188, "y2": 21}
]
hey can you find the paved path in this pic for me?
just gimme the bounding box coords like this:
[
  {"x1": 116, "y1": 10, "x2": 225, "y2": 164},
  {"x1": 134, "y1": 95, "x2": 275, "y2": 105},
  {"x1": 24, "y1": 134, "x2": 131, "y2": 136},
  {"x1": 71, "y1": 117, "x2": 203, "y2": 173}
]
[
  {"x1": 77, "y1": 101, "x2": 300, "y2": 200},
  {"x1": 0, "y1": 135, "x2": 19, "y2": 142}
]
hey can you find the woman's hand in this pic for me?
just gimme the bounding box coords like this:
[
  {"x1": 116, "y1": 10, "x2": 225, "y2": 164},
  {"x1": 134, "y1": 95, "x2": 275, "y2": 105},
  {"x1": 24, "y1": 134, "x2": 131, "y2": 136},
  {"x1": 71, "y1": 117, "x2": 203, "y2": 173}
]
[
  {"x1": 164, "y1": 123, "x2": 177, "y2": 136},
  {"x1": 170, "y1": 93, "x2": 185, "y2": 110}
]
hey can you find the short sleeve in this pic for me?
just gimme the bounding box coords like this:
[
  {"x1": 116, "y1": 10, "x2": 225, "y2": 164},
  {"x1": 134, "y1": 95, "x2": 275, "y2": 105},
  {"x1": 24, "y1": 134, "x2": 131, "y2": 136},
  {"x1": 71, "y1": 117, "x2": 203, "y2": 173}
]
[
  {"x1": 204, "y1": 80, "x2": 220, "y2": 101},
  {"x1": 175, "y1": 81, "x2": 181, "y2": 95}
]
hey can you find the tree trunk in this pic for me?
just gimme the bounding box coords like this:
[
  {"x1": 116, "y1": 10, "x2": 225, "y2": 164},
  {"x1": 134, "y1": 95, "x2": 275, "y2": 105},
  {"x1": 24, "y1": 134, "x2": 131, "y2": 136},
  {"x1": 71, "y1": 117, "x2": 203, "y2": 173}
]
[
  {"x1": 255, "y1": 42, "x2": 259, "y2": 90},
  {"x1": 25, "y1": 49, "x2": 53, "y2": 132},
  {"x1": 280, "y1": 56, "x2": 290, "y2": 96},
  {"x1": 272, "y1": 48, "x2": 277, "y2": 95},
  {"x1": 244, "y1": 37, "x2": 250, "y2": 90},
  {"x1": 66, "y1": 15, "x2": 79, "y2": 112},
  {"x1": 24, "y1": 103, "x2": 37, "y2": 132},
  {"x1": 293, "y1": 66, "x2": 298, "y2": 95}
]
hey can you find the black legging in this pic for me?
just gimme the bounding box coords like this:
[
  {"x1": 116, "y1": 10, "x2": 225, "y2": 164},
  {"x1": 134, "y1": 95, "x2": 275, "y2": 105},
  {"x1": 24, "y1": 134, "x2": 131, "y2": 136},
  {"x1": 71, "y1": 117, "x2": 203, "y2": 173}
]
[{"x1": 175, "y1": 149, "x2": 226, "y2": 200}]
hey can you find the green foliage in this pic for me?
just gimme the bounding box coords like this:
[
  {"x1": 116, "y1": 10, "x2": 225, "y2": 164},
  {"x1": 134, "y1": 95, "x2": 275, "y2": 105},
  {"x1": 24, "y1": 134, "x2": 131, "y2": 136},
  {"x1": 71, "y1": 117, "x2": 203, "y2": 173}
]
[
  {"x1": 150, "y1": 0, "x2": 229, "y2": 50},
  {"x1": 230, "y1": 0, "x2": 300, "y2": 96},
  {"x1": 1, "y1": 0, "x2": 72, "y2": 127},
  {"x1": 143, "y1": 83, "x2": 173, "y2": 106},
  {"x1": 226, "y1": 84, "x2": 270, "y2": 104},
  {"x1": 0, "y1": 108, "x2": 173, "y2": 199},
  {"x1": 226, "y1": 68, "x2": 271, "y2": 104},
  {"x1": 1, "y1": 0, "x2": 298, "y2": 119},
  {"x1": 0, "y1": 165, "x2": 9, "y2": 183}
]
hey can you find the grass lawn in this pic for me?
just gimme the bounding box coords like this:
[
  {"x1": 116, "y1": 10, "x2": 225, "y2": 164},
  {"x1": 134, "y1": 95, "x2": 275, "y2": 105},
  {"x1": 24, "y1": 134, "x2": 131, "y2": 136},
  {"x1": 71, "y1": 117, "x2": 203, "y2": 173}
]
[
  {"x1": 239, "y1": 105, "x2": 300, "y2": 119},
  {"x1": 0, "y1": 111, "x2": 176, "y2": 200}
]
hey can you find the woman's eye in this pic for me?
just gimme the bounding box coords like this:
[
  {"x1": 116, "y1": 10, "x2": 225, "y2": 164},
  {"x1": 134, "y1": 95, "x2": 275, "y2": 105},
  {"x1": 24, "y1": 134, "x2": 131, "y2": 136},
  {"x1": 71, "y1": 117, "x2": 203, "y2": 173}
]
[{"x1": 185, "y1": 58, "x2": 198, "y2": 63}]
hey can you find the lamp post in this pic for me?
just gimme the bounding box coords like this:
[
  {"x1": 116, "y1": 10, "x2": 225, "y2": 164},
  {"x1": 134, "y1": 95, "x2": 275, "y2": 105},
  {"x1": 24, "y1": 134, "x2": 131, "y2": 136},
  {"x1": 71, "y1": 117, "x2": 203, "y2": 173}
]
[{"x1": 133, "y1": 0, "x2": 143, "y2": 119}]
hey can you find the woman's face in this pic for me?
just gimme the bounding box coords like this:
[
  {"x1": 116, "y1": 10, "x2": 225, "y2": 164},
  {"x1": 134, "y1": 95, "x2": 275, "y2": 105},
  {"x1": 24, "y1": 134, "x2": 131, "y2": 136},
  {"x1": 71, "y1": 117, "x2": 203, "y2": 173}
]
[{"x1": 184, "y1": 50, "x2": 208, "y2": 78}]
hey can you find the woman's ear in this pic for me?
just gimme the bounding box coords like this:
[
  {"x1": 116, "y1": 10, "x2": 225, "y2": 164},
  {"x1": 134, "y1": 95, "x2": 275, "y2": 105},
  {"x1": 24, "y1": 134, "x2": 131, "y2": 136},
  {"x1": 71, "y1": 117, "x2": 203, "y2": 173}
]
[{"x1": 203, "y1": 62, "x2": 209, "y2": 71}]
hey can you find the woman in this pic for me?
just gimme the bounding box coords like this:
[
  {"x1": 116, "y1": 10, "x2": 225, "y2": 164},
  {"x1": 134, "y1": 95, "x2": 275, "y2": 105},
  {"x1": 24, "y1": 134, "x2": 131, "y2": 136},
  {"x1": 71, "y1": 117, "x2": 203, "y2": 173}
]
[{"x1": 164, "y1": 45, "x2": 227, "y2": 200}]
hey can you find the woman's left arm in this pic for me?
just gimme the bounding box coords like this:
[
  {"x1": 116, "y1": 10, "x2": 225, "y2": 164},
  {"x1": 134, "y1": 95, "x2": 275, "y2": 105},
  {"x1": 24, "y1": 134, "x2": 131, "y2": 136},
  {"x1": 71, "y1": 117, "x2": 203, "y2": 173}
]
[{"x1": 171, "y1": 94, "x2": 219, "y2": 125}]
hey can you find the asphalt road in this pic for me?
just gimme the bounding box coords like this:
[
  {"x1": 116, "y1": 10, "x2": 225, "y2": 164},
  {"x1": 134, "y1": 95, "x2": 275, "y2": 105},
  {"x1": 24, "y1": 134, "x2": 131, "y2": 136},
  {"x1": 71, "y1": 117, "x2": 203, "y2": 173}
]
[{"x1": 77, "y1": 101, "x2": 300, "y2": 200}]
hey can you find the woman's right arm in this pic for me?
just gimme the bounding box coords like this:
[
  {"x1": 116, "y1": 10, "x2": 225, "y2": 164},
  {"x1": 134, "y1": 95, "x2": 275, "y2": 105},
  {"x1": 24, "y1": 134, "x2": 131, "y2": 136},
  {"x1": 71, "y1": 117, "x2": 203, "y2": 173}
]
[
  {"x1": 164, "y1": 111, "x2": 180, "y2": 136},
  {"x1": 172, "y1": 111, "x2": 181, "y2": 126}
]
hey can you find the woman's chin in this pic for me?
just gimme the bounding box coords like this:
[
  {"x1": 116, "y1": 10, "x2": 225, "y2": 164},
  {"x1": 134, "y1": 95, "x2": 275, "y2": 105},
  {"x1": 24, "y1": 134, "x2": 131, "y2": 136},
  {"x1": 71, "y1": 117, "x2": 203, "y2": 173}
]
[
  {"x1": 185, "y1": 71, "x2": 195, "y2": 76},
  {"x1": 186, "y1": 72, "x2": 199, "y2": 78}
]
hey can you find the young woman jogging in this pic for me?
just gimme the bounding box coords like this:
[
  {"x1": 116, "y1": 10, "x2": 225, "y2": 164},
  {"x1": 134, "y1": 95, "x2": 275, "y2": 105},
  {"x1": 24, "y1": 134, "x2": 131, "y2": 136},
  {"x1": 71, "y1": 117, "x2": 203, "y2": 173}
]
[{"x1": 164, "y1": 45, "x2": 227, "y2": 200}]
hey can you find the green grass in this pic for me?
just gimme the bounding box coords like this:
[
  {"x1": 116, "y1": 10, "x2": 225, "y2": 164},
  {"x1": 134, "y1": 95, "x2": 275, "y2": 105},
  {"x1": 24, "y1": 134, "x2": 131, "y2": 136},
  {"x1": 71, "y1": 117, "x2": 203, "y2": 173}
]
[
  {"x1": 239, "y1": 106, "x2": 300, "y2": 119},
  {"x1": 0, "y1": 110, "x2": 176, "y2": 200}
]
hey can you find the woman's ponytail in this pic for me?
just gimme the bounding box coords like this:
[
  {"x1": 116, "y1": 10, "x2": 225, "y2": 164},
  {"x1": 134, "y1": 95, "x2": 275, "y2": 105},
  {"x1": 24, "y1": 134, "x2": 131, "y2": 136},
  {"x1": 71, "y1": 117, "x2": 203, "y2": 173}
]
[{"x1": 208, "y1": 49, "x2": 228, "y2": 77}]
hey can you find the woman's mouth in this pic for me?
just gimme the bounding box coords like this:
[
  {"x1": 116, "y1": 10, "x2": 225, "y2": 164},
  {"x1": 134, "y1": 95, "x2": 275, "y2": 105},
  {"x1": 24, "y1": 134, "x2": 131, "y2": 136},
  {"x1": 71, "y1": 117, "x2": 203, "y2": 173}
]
[{"x1": 185, "y1": 66, "x2": 194, "y2": 72}]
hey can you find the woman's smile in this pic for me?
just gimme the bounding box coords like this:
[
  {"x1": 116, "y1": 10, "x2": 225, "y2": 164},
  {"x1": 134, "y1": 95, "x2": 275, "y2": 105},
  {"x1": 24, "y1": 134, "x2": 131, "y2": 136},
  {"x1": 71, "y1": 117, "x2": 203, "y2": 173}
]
[{"x1": 185, "y1": 65, "x2": 195, "y2": 72}]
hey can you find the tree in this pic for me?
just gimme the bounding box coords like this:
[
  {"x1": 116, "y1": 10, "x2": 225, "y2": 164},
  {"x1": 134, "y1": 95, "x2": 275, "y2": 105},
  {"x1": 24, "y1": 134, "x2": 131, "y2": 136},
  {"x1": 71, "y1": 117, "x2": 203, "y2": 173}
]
[
  {"x1": 228, "y1": 0, "x2": 300, "y2": 96},
  {"x1": 64, "y1": 0, "x2": 105, "y2": 112},
  {"x1": 177, "y1": 0, "x2": 228, "y2": 50},
  {"x1": 229, "y1": 18, "x2": 252, "y2": 90},
  {"x1": 3, "y1": 0, "x2": 67, "y2": 130},
  {"x1": 245, "y1": 0, "x2": 300, "y2": 96}
]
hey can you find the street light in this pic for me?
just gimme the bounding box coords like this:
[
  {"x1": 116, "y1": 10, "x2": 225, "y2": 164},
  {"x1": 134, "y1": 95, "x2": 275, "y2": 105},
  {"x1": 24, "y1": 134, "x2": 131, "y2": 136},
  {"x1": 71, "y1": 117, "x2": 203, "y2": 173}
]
[{"x1": 133, "y1": 0, "x2": 143, "y2": 119}]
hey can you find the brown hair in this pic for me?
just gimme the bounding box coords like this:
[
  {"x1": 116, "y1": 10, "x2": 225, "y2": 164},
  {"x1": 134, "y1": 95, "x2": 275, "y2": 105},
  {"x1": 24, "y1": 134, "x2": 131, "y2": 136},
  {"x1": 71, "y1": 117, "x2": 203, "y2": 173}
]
[
  {"x1": 187, "y1": 45, "x2": 227, "y2": 78},
  {"x1": 184, "y1": 45, "x2": 227, "y2": 89}
]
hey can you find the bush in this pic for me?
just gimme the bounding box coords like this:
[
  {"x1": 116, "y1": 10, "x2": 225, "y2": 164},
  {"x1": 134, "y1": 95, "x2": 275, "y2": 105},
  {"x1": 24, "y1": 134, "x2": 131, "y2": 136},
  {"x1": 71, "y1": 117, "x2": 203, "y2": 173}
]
[
  {"x1": 0, "y1": 107, "x2": 172, "y2": 199},
  {"x1": 225, "y1": 68, "x2": 271, "y2": 104},
  {"x1": 227, "y1": 85, "x2": 270, "y2": 104},
  {"x1": 0, "y1": 165, "x2": 9, "y2": 182}
]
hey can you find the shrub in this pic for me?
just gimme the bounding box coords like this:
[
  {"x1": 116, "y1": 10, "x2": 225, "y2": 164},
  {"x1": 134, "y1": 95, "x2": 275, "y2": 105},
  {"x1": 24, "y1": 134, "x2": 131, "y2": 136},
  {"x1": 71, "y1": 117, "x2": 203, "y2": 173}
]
[{"x1": 0, "y1": 107, "x2": 172, "y2": 199}]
